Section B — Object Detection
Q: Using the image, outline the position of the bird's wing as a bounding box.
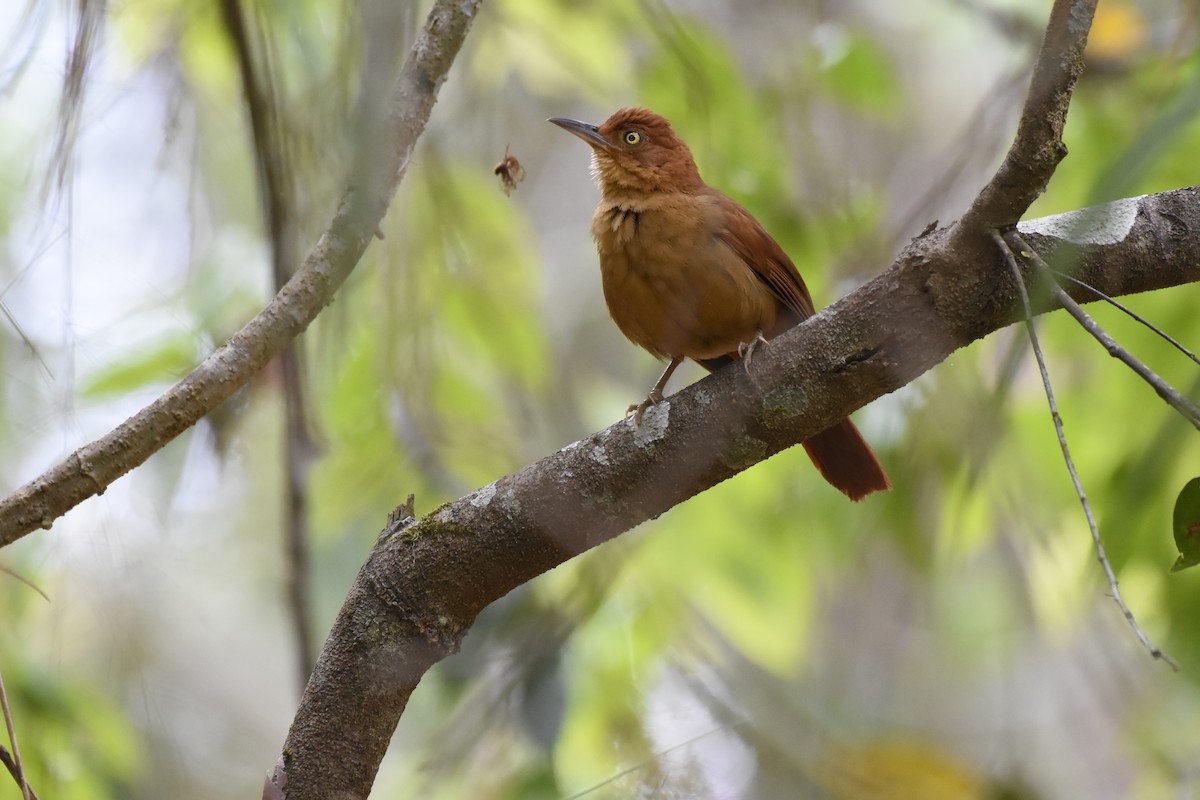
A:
[713,192,816,324]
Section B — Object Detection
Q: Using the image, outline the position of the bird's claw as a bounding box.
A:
[738,330,769,373]
[626,389,665,426]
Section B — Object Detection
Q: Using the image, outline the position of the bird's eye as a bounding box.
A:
[623,130,642,146]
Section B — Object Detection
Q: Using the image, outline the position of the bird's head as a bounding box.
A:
[549,107,704,198]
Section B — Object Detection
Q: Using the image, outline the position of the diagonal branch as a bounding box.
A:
[957,0,1098,235]
[0,0,484,549]
[275,187,1200,800]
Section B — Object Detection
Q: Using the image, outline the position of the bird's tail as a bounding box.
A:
[801,418,891,501]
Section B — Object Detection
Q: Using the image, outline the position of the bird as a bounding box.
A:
[549,107,890,501]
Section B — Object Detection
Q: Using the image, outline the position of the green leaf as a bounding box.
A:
[1170,477,1200,573]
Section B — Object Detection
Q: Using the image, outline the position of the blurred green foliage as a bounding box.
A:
[1,1,1199,798]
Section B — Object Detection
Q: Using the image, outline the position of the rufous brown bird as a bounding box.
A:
[549,107,890,501]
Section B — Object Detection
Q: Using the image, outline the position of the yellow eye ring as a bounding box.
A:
[623,130,641,146]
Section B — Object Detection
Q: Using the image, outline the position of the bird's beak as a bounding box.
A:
[548,117,610,150]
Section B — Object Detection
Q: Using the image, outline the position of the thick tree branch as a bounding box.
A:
[276,187,1200,800]
[0,0,483,548]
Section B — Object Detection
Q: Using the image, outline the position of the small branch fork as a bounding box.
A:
[1052,271,1200,368]
[1007,231,1200,430]
[994,231,1180,670]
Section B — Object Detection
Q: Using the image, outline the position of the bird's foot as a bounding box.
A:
[738,330,769,374]
[626,389,665,426]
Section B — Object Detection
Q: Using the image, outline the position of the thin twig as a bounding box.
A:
[561,723,738,800]
[0,565,49,602]
[0,668,34,800]
[992,230,1179,669]
[1008,231,1200,430]
[1052,270,1200,367]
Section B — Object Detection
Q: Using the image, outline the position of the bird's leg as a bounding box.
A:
[628,357,683,425]
[737,330,769,374]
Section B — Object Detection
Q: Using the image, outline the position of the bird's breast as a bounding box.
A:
[591,196,777,361]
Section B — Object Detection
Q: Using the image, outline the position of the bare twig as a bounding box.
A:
[1008,231,1200,430]
[0,565,49,602]
[1052,270,1200,367]
[992,230,1179,669]
[0,747,38,800]
[0,299,52,380]
[561,723,736,800]
[0,668,34,800]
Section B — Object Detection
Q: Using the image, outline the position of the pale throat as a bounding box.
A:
[589,152,659,209]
